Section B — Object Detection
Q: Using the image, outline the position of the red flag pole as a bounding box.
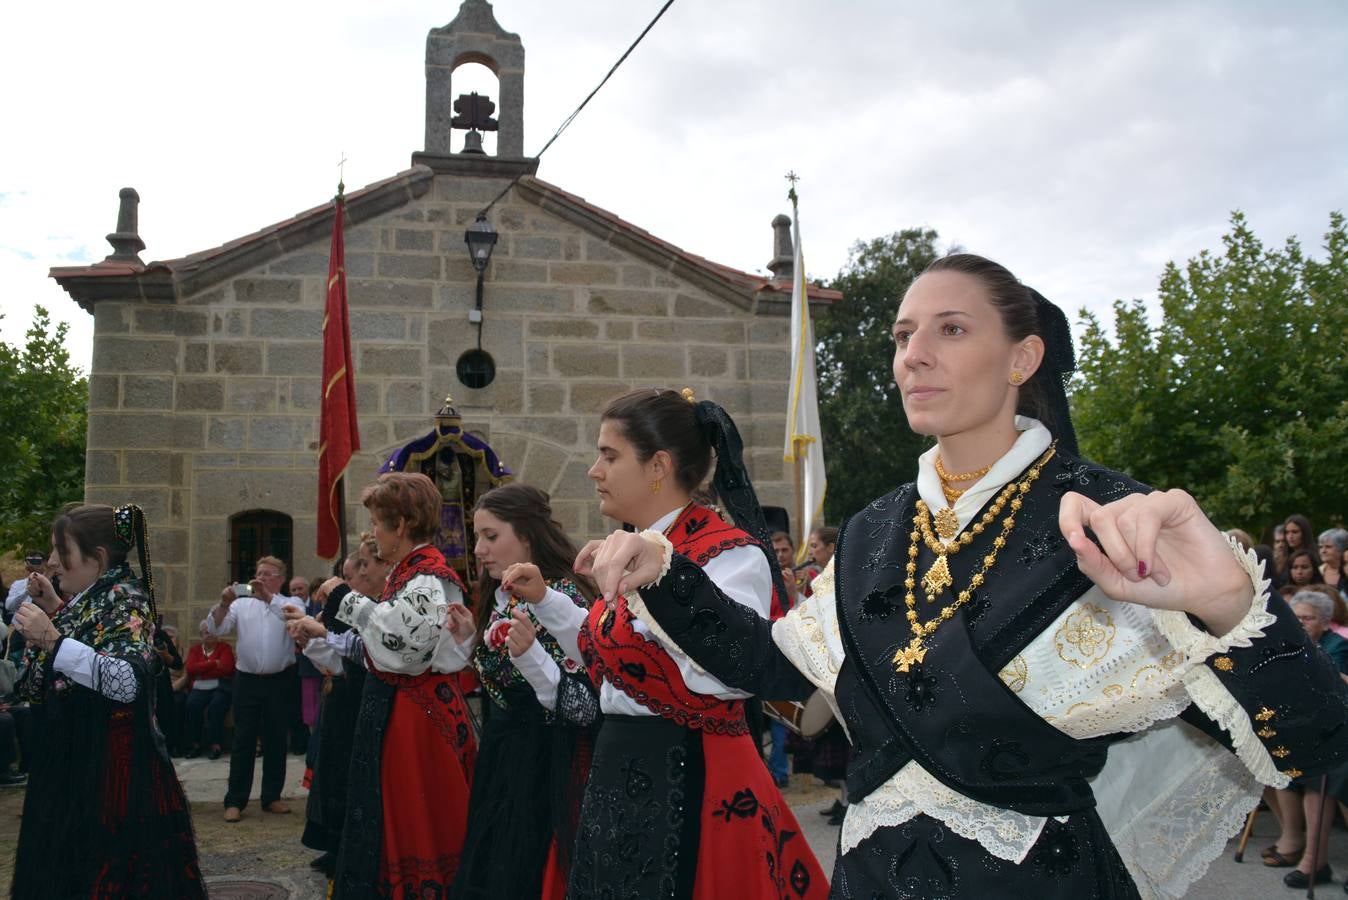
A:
[317,179,360,561]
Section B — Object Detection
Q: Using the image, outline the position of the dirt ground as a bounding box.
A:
[0,761,839,898]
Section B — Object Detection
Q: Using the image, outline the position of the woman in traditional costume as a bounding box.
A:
[527,387,828,900]
[449,483,600,900]
[289,533,390,878]
[10,503,205,899]
[329,472,478,899]
[581,254,1348,899]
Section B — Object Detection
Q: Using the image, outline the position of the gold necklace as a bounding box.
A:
[893,444,1055,673]
[939,482,966,507]
[936,455,992,509]
[934,454,993,483]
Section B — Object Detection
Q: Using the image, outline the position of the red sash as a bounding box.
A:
[577,504,779,736]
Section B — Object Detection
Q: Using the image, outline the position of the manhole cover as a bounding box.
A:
[207,880,290,899]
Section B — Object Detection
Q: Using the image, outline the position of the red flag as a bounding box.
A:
[317,193,360,560]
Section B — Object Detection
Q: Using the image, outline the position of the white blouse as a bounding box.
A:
[530,506,773,717]
[634,419,1282,899]
[336,555,470,676]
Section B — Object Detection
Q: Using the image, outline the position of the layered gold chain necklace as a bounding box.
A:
[892,443,1056,673]
[934,454,992,508]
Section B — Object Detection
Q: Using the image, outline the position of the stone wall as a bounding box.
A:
[83,171,796,631]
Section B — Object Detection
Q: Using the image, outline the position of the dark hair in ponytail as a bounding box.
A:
[601,389,712,492]
[473,483,598,640]
[602,388,789,610]
[921,253,1078,453]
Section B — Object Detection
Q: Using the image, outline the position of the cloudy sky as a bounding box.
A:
[2,0,1345,372]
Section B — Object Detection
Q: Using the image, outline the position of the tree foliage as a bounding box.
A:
[816,229,944,524]
[0,306,88,554]
[1072,211,1348,534]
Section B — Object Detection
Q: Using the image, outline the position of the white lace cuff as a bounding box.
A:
[1151,539,1276,668]
[636,529,674,586]
[1152,539,1286,788]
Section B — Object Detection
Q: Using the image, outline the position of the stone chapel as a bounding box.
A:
[50,0,840,630]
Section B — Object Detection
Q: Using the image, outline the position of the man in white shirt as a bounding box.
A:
[206,555,303,823]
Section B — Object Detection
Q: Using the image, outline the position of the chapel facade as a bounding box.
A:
[51,0,839,630]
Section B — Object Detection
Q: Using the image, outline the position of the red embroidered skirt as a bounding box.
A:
[377,672,477,896]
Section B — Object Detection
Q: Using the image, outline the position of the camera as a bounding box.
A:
[232,583,254,597]
[24,554,44,568]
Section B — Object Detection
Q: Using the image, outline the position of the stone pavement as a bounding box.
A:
[2,755,1347,897]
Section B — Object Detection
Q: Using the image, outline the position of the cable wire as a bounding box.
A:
[477,0,677,217]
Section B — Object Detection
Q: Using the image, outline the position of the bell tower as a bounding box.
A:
[422,0,525,159]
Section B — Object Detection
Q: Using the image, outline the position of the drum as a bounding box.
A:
[762,691,835,738]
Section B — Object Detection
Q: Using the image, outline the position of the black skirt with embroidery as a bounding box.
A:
[11,661,206,899]
[452,686,553,899]
[302,660,365,853]
[567,714,704,900]
[831,812,1139,900]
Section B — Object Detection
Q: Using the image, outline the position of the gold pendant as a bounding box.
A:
[893,642,927,673]
[934,506,959,541]
[921,553,952,598]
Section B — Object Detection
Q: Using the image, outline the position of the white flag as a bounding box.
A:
[784,203,827,565]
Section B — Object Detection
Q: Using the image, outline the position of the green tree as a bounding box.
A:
[0,306,88,554]
[1072,211,1348,534]
[816,229,943,524]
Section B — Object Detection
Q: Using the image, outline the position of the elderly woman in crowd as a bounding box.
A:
[184,618,235,759]
[1262,591,1348,886]
[1319,528,1347,597]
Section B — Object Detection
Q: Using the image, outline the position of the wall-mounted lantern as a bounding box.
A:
[457,213,499,389]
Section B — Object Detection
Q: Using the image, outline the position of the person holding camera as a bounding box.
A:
[4,552,47,620]
[206,554,304,823]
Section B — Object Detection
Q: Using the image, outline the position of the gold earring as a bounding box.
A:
[1010,371,1024,385]
[650,480,662,495]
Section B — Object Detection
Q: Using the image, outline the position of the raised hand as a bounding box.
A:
[445,603,476,643]
[574,530,664,601]
[501,563,546,603]
[505,609,537,658]
[14,603,60,652]
[282,605,307,622]
[26,573,60,616]
[1059,489,1253,636]
[287,615,327,642]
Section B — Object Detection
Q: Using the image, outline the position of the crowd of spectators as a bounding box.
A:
[1224,516,1348,889]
